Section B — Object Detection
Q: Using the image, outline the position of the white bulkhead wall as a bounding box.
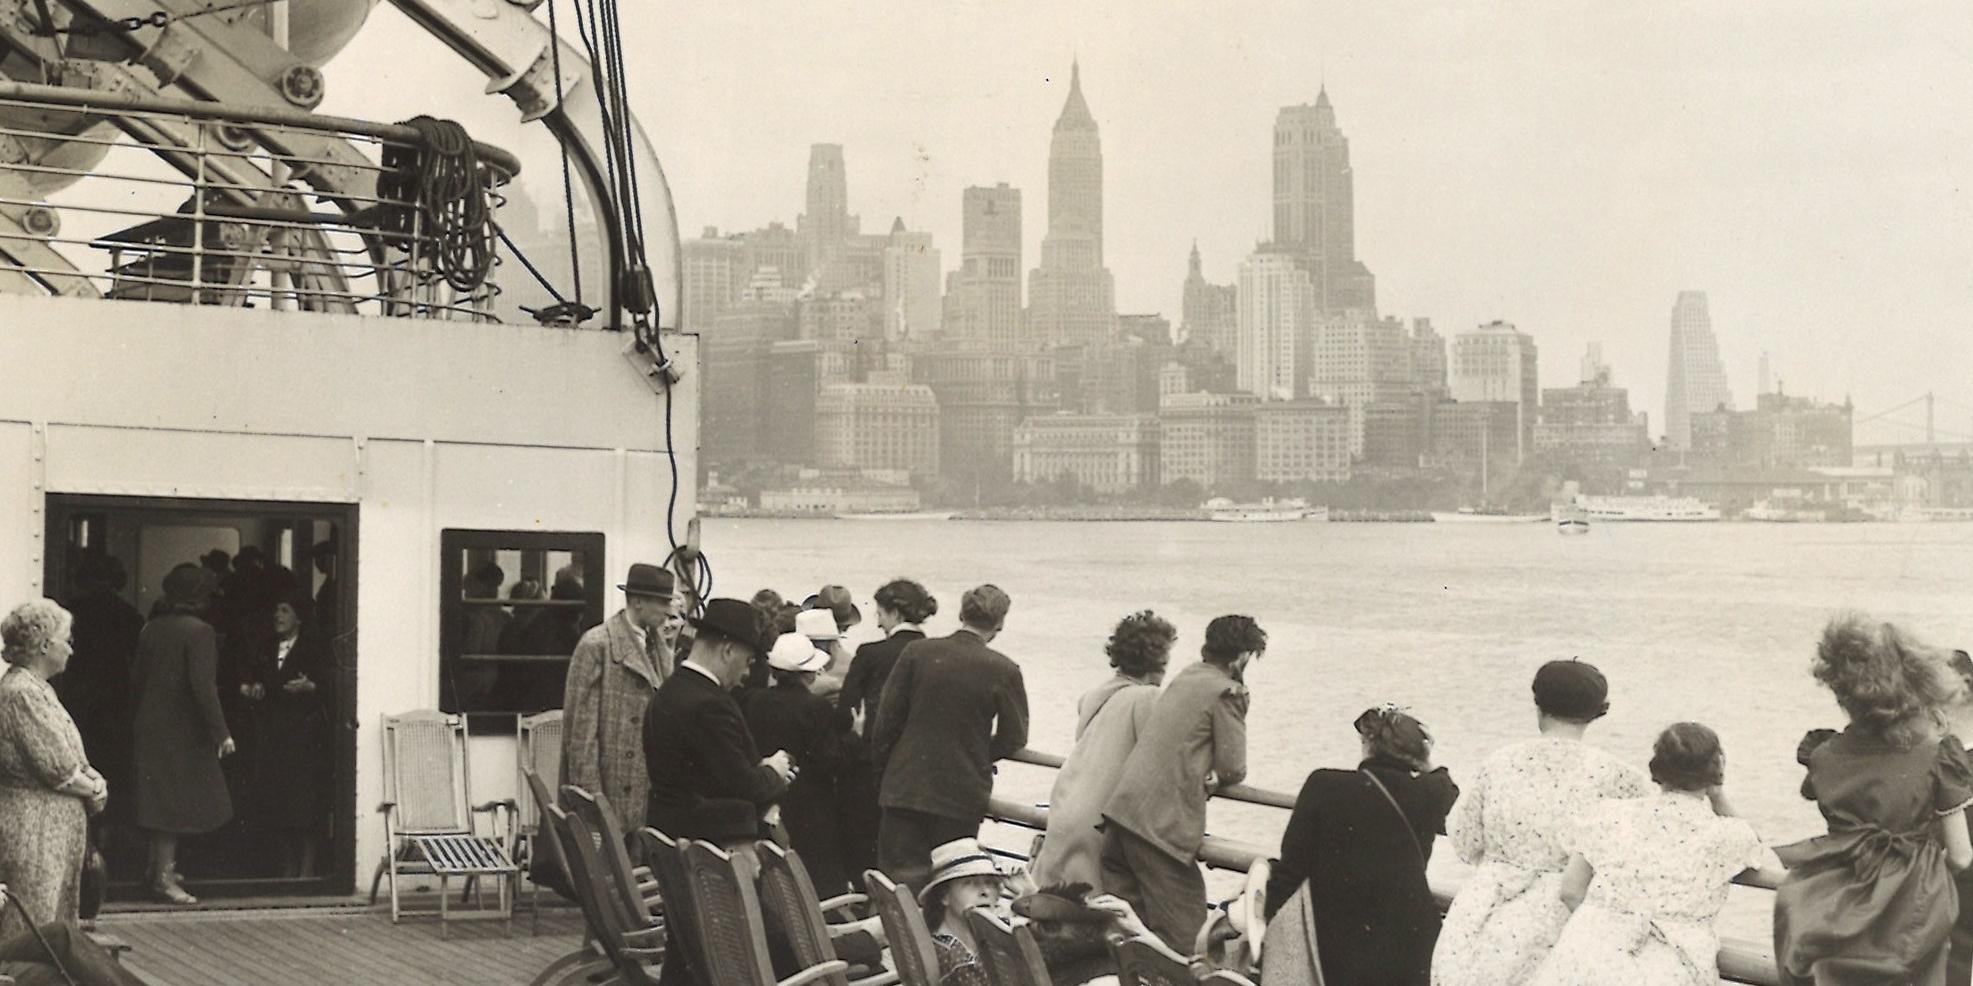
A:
[0,294,699,891]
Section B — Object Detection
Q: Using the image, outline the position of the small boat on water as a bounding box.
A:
[833,510,956,521]
[1553,502,1591,534]
[1204,497,1315,522]
[1575,495,1721,522]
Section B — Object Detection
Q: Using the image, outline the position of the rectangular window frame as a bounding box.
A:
[438,527,605,723]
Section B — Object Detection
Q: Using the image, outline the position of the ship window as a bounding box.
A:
[439,528,605,718]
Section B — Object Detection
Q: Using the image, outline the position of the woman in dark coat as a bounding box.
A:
[835,578,935,887]
[238,597,331,878]
[744,632,853,897]
[131,563,234,904]
[1264,706,1460,986]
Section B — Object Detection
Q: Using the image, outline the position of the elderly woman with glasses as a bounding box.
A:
[0,599,105,938]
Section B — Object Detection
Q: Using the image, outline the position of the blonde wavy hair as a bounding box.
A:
[1,599,73,666]
[1812,614,1960,749]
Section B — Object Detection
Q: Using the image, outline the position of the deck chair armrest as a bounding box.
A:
[778,960,851,986]
[826,916,883,942]
[623,926,666,946]
[818,892,867,914]
[848,970,900,986]
[473,798,517,814]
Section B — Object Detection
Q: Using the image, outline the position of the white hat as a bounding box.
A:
[794,608,840,641]
[767,632,831,673]
[919,838,1004,902]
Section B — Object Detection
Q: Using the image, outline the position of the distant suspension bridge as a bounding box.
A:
[1854,392,1973,447]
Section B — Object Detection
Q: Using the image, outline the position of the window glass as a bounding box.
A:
[440,529,604,716]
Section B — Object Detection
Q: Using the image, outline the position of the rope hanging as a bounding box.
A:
[380,116,494,294]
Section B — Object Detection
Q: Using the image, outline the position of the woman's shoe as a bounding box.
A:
[151,882,198,905]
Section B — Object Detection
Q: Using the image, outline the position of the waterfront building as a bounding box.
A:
[1254,400,1352,483]
[1012,412,1160,493]
[1450,320,1539,463]
[1308,312,1413,455]
[1180,242,1239,357]
[1361,395,1433,469]
[815,381,941,477]
[1663,290,1735,450]
[1690,390,1853,469]
[1534,345,1650,466]
[766,339,860,466]
[798,143,857,274]
[1429,399,1522,473]
[1272,88,1375,313]
[1028,62,1117,351]
[682,226,747,330]
[1236,250,1316,401]
[913,349,1056,484]
[759,474,923,514]
[1159,390,1260,491]
[704,299,798,467]
[944,183,1025,352]
[884,219,942,343]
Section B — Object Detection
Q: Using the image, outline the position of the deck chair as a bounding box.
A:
[861,869,939,986]
[637,829,709,986]
[561,786,664,932]
[517,711,565,932]
[368,710,518,935]
[525,802,617,986]
[1113,934,1197,986]
[680,840,848,986]
[522,768,575,935]
[558,808,665,986]
[966,909,1054,986]
[1198,972,1258,986]
[754,843,896,986]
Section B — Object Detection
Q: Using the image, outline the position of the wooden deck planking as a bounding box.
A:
[99,906,589,986]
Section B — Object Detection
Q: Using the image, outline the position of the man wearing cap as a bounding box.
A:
[643,598,796,849]
[560,563,677,838]
[870,584,1028,893]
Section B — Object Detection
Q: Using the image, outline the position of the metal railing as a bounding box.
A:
[0,80,518,319]
[983,747,1782,986]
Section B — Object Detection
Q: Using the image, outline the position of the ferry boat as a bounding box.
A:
[834,510,956,521]
[0,1,694,902]
[1204,497,1316,522]
[1429,508,1546,524]
[1553,502,1591,534]
[1574,494,1722,522]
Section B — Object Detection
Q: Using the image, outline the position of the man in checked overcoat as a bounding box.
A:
[561,563,675,836]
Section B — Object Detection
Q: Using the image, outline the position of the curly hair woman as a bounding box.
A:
[1030,610,1178,887]
[1774,615,1973,986]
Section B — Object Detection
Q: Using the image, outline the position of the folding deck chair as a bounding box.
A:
[517,710,565,932]
[1112,934,1198,986]
[755,843,895,986]
[861,869,940,986]
[680,840,848,986]
[368,709,518,935]
[966,909,1053,986]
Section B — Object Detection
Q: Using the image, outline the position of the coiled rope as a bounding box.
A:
[380,116,494,294]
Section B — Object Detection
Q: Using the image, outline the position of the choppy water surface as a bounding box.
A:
[707,518,1973,938]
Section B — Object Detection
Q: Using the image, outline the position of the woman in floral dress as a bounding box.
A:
[0,600,106,938]
[1431,659,1649,986]
[1528,722,1776,986]
[1774,616,1973,986]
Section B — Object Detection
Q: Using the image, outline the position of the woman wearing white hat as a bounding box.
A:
[920,838,1009,986]
[743,632,857,896]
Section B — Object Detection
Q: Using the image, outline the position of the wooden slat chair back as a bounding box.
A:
[965,908,1054,986]
[561,786,660,932]
[558,809,663,986]
[525,802,615,986]
[1113,934,1198,986]
[369,710,517,934]
[680,840,848,986]
[861,869,939,986]
[755,843,897,986]
[521,768,572,934]
[638,828,712,986]
[1199,972,1258,986]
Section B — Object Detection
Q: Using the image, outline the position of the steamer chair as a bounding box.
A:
[679,841,847,986]
[557,810,665,986]
[368,710,517,935]
[1112,934,1199,986]
[516,710,565,932]
[754,843,896,986]
[965,909,1053,986]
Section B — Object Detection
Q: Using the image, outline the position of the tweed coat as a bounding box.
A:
[561,610,671,835]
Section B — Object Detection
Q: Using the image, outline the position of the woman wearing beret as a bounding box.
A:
[1263,706,1459,986]
[1431,660,1649,986]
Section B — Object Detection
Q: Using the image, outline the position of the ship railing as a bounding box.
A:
[983,747,1781,986]
[0,80,519,320]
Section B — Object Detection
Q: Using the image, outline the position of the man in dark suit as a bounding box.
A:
[869,584,1029,892]
[643,597,795,849]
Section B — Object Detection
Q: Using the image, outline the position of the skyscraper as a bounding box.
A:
[1663,290,1735,450]
[1236,250,1316,401]
[1180,242,1238,357]
[1450,320,1539,462]
[943,183,1023,351]
[798,143,858,277]
[1027,61,1117,350]
[882,218,942,343]
[1272,88,1375,313]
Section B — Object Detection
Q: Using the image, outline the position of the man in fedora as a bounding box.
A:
[561,562,677,837]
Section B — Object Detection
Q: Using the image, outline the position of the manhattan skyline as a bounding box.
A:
[324,1,1973,441]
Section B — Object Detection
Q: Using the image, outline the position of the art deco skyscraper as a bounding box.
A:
[1028,61,1117,350]
[798,143,857,276]
[1236,250,1316,401]
[1272,88,1375,314]
[1663,290,1735,449]
[1181,242,1238,357]
[942,183,1023,351]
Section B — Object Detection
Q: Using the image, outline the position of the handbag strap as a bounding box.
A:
[1360,767,1428,866]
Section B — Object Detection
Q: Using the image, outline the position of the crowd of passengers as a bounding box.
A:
[2,561,1972,985]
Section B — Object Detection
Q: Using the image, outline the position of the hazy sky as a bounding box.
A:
[329,2,1973,442]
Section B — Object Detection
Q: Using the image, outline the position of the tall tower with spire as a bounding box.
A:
[1180,241,1238,357]
[798,143,857,277]
[1272,87,1375,314]
[1028,60,1118,351]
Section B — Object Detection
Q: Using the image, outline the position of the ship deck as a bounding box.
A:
[97,904,584,986]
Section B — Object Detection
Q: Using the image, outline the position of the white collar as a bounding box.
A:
[680,659,722,687]
[888,622,922,638]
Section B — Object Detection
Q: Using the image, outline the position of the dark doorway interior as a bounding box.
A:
[44,493,358,900]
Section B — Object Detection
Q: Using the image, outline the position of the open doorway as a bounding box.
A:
[44,494,357,899]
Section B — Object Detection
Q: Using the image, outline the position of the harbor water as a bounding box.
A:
[707,517,1973,940]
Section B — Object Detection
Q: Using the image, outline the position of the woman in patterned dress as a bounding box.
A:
[0,599,106,938]
[1430,660,1649,986]
[919,837,1007,986]
[1528,722,1776,986]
